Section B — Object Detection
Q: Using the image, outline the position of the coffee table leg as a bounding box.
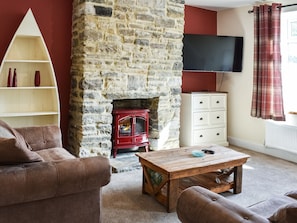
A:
[233,165,243,194]
[141,166,153,195]
[142,170,146,194]
[167,178,179,212]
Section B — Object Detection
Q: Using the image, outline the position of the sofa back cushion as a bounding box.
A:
[285,191,297,200]
[15,125,62,151]
[0,120,44,164]
[248,195,297,219]
[269,203,297,223]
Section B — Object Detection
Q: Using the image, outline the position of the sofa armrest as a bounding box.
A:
[177,186,269,223]
[0,156,111,207]
[15,125,62,151]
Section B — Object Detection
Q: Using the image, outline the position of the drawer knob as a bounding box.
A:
[217,116,220,119]
[200,117,203,120]
[199,101,203,104]
[199,135,203,138]
[216,101,220,104]
[216,133,220,136]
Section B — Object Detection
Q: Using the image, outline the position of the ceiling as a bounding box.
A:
[185,0,261,11]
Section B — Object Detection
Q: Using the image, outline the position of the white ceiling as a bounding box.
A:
[185,0,261,11]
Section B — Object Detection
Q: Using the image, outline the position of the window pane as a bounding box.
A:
[135,117,145,135]
[281,11,297,114]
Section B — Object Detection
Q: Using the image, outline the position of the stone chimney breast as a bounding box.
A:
[69,0,185,158]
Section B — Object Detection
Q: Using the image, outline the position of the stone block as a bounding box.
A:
[94,6,112,17]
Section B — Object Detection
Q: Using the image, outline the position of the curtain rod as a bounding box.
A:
[248,3,297,13]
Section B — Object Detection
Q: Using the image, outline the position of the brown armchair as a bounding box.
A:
[177,186,297,223]
[0,122,111,223]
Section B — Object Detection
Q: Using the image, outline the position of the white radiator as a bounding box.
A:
[265,121,297,153]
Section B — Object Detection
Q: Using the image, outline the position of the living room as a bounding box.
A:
[1,0,297,222]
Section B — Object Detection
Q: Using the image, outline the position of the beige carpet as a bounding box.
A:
[102,146,297,223]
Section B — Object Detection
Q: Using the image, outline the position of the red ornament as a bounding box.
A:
[34,70,40,87]
[12,68,17,87]
[7,68,12,87]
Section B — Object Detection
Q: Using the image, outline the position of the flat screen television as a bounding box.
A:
[183,34,244,72]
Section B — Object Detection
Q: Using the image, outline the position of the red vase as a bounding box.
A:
[34,70,40,87]
[12,68,17,87]
[7,68,12,87]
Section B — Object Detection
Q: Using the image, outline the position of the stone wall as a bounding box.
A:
[69,0,185,157]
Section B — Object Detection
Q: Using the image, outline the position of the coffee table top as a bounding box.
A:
[136,146,250,178]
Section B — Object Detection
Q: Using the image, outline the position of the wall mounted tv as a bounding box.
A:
[183,34,244,72]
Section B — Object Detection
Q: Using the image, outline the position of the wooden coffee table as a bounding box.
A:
[136,146,250,212]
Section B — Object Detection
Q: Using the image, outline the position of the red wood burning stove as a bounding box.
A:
[112,108,149,158]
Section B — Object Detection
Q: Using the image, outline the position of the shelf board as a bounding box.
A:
[0,86,56,90]
[0,112,59,117]
[4,60,50,63]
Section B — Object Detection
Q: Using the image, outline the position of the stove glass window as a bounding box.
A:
[119,116,132,136]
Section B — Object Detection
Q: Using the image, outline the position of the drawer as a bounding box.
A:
[209,111,226,125]
[193,112,209,126]
[210,95,226,109]
[193,128,226,144]
[192,95,210,110]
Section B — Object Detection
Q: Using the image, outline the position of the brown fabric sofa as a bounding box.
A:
[177,186,297,223]
[0,122,111,223]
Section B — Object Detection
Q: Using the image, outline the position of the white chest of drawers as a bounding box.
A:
[180,92,228,147]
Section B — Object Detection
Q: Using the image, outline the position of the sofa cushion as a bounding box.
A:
[285,190,297,200]
[268,203,297,223]
[248,196,297,219]
[0,120,44,164]
[36,148,76,162]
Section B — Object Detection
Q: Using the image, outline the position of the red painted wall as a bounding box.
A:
[0,1,72,147]
[0,3,217,146]
[183,6,217,92]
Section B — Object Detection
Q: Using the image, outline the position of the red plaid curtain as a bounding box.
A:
[251,3,285,121]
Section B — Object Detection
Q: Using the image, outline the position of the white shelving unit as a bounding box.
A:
[180,92,228,147]
[0,9,60,127]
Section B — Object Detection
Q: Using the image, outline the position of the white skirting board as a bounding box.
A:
[228,136,297,164]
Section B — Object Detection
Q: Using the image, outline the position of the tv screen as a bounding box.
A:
[183,34,243,72]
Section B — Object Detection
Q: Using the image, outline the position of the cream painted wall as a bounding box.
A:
[217,1,297,162]
[217,6,265,147]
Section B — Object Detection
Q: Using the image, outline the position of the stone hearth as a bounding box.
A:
[68,0,185,157]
